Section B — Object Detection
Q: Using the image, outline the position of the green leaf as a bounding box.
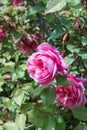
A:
[3,52,11,60]
[72,107,87,121]
[0,125,3,130]
[56,75,70,87]
[4,122,18,130]
[0,75,5,87]
[3,98,12,108]
[11,73,18,82]
[46,13,55,23]
[0,87,3,92]
[13,89,25,106]
[0,58,6,65]
[22,83,34,94]
[28,109,48,128]
[69,0,80,6]
[0,0,8,4]
[70,4,82,16]
[55,115,66,130]
[28,1,45,15]
[15,114,26,130]
[68,0,82,16]
[65,54,75,66]
[17,64,26,71]
[66,44,80,53]
[1,66,14,73]
[5,62,15,67]
[33,86,45,98]
[81,36,87,46]
[74,124,87,130]
[40,86,56,105]
[48,30,63,40]
[12,31,22,41]
[45,0,67,14]
[79,51,87,60]
[44,117,55,130]
[21,103,33,113]
[16,71,25,79]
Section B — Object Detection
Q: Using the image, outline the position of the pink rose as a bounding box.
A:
[26,43,67,86]
[0,27,6,43]
[55,74,87,109]
[13,0,23,6]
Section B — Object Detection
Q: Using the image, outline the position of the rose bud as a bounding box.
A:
[0,27,6,43]
[32,98,38,103]
[62,32,70,42]
[75,21,81,29]
[3,108,9,113]
[13,0,23,6]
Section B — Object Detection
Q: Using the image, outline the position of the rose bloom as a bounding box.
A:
[13,0,23,6]
[26,43,67,86]
[55,74,87,109]
[0,27,6,43]
[17,33,43,56]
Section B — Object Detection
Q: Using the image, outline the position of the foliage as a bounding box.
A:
[0,0,87,129]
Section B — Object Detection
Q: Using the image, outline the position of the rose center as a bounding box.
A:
[36,59,43,68]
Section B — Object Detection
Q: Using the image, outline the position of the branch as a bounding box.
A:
[30,0,54,45]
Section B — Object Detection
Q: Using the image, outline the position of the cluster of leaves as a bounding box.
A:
[0,0,87,130]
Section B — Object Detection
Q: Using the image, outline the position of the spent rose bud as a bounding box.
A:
[55,74,87,109]
[26,43,67,86]
[0,27,6,43]
[16,33,43,56]
[62,32,70,42]
[13,0,23,6]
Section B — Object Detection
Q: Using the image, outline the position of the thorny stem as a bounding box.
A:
[62,43,65,57]
[30,0,54,45]
[68,53,87,72]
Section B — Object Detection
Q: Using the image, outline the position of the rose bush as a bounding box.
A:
[0,0,87,129]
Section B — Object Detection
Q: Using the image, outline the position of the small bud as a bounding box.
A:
[13,0,23,6]
[11,24,17,30]
[75,21,81,29]
[3,108,9,113]
[32,98,38,104]
[7,72,11,76]
[4,78,11,81]
[62,33,70,42]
